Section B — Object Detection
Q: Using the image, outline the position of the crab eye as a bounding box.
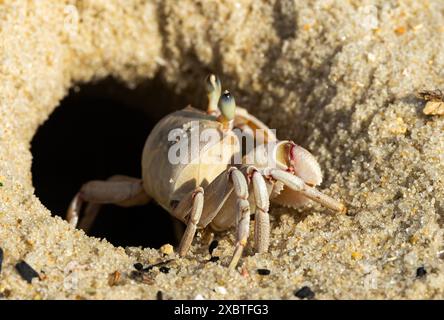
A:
[205,74,221,95]
[205,74,222,114]
[218,90,236,121]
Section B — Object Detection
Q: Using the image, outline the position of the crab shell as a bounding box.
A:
[141,106,240,216]
[142,104,324,229]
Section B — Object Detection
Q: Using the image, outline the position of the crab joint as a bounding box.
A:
[218,90,236,129]
[205,74,221,114]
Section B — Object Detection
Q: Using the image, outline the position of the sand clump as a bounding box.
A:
[0,0,443,299]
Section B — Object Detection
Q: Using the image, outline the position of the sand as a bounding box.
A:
[0,0,443,299]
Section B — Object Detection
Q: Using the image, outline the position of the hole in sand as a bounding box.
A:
[31,77,189,248]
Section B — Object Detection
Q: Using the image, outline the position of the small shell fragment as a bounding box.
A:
[351,251,363,260]
[215,286,227,295]
[108,271,121,286]
[241,266,250,278]
[423,101,444,115]
[417,89,444,115]
[160,244,174,255]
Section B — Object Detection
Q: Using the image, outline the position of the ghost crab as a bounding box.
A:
[66,75,346,269]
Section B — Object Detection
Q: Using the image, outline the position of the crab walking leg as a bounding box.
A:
[82,175,151,231]
[228,167,251,269]
[269,169,346,213]
[67,193,82,227]
[250,169,271,253]
[66,175,150,229]
[79,203,101,232]
[177,187,205,257]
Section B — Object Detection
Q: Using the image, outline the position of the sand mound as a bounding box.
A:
[0,1,443,299]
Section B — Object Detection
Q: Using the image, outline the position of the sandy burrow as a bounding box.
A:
[0,0,443,300]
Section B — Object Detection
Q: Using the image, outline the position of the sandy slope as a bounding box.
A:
[0,0,443,299]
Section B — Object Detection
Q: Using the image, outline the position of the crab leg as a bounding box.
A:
[268,169,346,213]
[228,167,251,269]
[250,168,271,253]
[67,193,82,227]
[79,203,101,232]
[176,187,204,257]
[66,175,150,230]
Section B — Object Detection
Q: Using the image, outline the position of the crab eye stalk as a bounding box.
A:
[218,90,236,123]
[205,74,221,114]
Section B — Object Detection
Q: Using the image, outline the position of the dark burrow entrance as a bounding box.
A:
[31,77,190,248]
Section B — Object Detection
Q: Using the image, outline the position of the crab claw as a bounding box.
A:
[275,141,322,186]
[271,141,324,209]
[287,142,323,186]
